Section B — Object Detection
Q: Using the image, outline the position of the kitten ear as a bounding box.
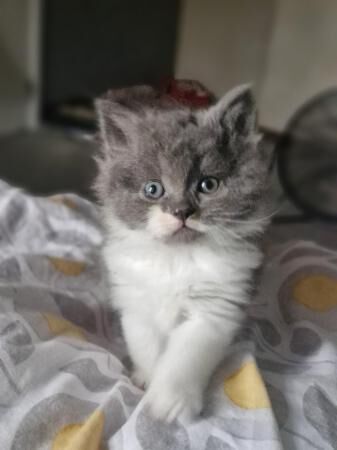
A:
[204,84,258,142]
[95,98,129,152]
[95,85,157,154]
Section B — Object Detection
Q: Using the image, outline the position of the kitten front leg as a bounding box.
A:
[121,314,163,388]
[143,317,239,422]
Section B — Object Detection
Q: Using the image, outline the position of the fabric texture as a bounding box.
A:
[0,181,336,449]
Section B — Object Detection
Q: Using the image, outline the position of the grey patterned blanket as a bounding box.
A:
[0,180,336,450]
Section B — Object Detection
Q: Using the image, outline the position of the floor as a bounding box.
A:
[0,126,97,199]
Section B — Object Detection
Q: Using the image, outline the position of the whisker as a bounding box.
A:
[223,207,282,225]
[210,224,255,248]
[219,208,252,218]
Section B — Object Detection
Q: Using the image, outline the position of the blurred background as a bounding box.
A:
[0,0,336,231]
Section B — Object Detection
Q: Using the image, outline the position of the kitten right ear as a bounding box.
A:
[95,85,158,154]
[95,97,130,153]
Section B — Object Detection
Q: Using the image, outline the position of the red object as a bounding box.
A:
[160,78,214,108]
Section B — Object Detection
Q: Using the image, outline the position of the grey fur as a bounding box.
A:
[94,84,271,234]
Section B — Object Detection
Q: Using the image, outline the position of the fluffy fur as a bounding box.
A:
[94,84,271,422]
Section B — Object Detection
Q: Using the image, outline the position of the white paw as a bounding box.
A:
[144,380,203,423]
[131,369,147,390]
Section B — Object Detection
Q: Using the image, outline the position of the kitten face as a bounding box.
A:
[94,85,270,242]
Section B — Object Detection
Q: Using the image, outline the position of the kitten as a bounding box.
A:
[94,84,271,422]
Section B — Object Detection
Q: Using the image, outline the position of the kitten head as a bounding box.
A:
[94,84,271,244]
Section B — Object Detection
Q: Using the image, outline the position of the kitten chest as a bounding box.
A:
[105,242,229,333]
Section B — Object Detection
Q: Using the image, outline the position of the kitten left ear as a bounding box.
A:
[204,84,257,140]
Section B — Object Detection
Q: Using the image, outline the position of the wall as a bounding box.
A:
[176,0,337,131]
[2,1,337,133]
[0,0,40,133]
[259,0,337,130]
[175,0,276,100]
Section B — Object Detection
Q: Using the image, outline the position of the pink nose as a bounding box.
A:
[172,208,195,221]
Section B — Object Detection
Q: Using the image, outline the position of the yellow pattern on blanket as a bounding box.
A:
[43,313,87,341]
[52,409,105,450]
[49,257,86,276]
[224,361,271,409]
[293,274,337,312]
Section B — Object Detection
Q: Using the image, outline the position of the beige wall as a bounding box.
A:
[175,0,276,101]
[259,0,337,130]
[0,0,40,133]
[176,0,337,131]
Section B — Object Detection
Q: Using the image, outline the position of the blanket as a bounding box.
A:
[0,181,336,450]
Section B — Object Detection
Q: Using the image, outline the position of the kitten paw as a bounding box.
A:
[131,369,147,390]
[144,381,202,423]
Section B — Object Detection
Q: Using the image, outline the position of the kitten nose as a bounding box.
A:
[173,207,195,221]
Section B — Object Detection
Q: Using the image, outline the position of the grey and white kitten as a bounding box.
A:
[94,84,270,422]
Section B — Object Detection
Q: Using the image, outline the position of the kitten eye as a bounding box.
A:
[144,180,165,199]
[198,176,219,194]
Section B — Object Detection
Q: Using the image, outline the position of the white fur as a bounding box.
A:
[147,206,183,239]
[103,210,263,422]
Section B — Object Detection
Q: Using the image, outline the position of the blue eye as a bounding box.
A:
[198,176,219,194]
[144,180,165,199]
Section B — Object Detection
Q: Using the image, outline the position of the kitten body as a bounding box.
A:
[94,84,271,422]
